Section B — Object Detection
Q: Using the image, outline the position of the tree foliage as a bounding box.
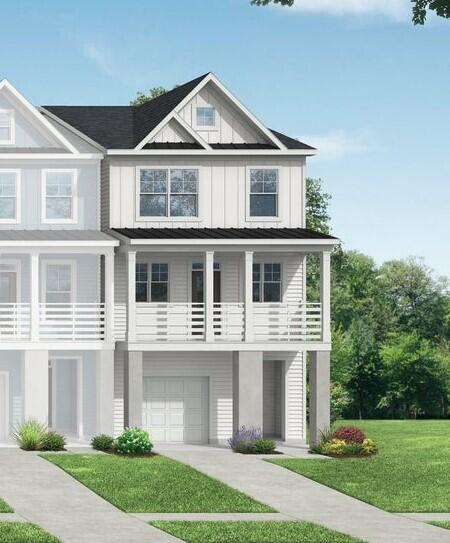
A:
[251,0,450,24]
[130,86,169,106]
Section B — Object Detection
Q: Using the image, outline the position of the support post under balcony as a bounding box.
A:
[30,252,39,342]
[127,251,136,342]
[104,250,115,343]
[244,251,254,342]
[204,250,214,342]
[320,251,331,343]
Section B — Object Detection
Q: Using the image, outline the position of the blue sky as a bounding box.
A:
[2,0,449,278]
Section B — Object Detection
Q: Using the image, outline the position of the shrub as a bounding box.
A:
[114,427,153,455]
[362,438,378,455]
[228,426,262,451]
[91,434,114,452]
[41,432,66,451]
[235,441,257,454]
[309,427,333,455]
[254,438,276,454]
[330,383,351,424]
[332,426,366,444]
[13,419,47,450]
[323,438,347,456]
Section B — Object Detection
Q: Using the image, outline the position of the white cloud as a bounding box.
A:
[290,0,408,21]
[83,42,115,77]
[300,130,369,160]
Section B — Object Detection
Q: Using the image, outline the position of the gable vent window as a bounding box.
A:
[138,168,198,218]
[249,169,278,217]
[0,110,14,145]
[196,107,215,128]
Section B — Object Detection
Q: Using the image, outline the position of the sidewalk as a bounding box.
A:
[156,444,450,543]
[0,449,180,543]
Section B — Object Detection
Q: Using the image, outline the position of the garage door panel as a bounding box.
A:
[143,377,207,443]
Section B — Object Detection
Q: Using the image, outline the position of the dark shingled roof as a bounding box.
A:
[112,227,336,241]
[44,73,315,151]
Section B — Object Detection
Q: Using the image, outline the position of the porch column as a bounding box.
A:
[96,350,114,435]
[244,251,254,342]
[127,251,136,342]
[30,252,40,342]
[233,351,263,431]
[104,250,115,344]
[204,250,214,342]
[124,351,143,428]
[23,350,48,424]
[309,351,330,445]
[320,251,331,343]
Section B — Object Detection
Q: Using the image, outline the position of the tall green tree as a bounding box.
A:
[130,86,168,106]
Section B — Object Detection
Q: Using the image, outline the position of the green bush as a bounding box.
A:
[235,441,257,454]
[41,432,66,451]
[362,438,378,455]
[330,382,351,424]
[322,438,347,456]
[91,434,114,451]
[114,427,153,455]
[254,438,276,454]
[13,419,47,450]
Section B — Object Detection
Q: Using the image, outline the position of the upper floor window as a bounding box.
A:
[135,262,169,302]
[196,107,215,128]
[249,169,278,218]
[0,110,14,145]
[253,263,282,302]
[0,170,20,223]
[138,168,198,218]
[42,169,77,224]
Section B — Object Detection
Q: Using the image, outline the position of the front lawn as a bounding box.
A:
[0,523,60,542]
[0,498,13,513]
[269,420,450,512]
[429,521,450,531]
[151,521,364,543]
[43,453,272,513]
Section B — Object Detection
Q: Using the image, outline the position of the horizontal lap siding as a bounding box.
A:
[143,352,233,442]
[114,254,127,340]
[113,351,125,436]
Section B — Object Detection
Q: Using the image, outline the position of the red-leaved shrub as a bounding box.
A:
[332,426,366,444]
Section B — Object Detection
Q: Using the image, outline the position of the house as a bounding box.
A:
[0,73,337,446]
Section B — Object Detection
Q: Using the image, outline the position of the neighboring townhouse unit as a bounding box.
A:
[0,73,337,446]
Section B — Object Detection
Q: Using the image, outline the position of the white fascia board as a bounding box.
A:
[119,341,331,352]
[40,107,106,153]
[0,240,119,250]
[0,79,79,154]
[172,113,212,149]
[126,238,337,246]
[107,149,317,156]
[0,342,115,351]
[0,153,103,160]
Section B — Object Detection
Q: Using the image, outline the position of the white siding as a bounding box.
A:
[114,351,125,436]
[150,119,195,144]
[114,253,127,341]
[108,156,305,229]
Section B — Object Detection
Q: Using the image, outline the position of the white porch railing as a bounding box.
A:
[0,303,31,340]
[39,303,106,341]
[253,303,322,342]
[136,303,205,342]
[213,303,245,341]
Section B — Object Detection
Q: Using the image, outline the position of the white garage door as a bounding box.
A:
[143,377,208,443]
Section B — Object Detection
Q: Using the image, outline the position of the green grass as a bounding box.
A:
[0,523,60,542]
[269,420,450,512]
[42,453,273,513]
[151,521,364,543]
[0,498,13,513]
[429,521,450,530]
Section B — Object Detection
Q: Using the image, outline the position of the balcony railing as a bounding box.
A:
[0,303,31,340]
[253,303,322,342]
[136,303,205,342]
[213,303,245,341]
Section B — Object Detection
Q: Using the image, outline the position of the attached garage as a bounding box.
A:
[143,377,209,443]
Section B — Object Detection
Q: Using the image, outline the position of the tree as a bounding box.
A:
[130,86,168,106]
[305,177,330,234]
[251,0,450,24]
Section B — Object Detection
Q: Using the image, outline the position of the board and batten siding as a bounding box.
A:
[107,157,305,229]
[150,119,195,144]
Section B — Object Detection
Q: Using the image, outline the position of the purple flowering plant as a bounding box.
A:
[228,426,262,451]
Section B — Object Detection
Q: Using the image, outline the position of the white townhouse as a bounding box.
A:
[0,73,337,446]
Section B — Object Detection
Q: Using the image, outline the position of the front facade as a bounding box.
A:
[0,73,336,445]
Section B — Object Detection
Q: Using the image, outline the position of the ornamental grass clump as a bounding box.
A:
[91,434,115,452]
[13,419,47,451]
[228,426,276,454]
[114,427,153,455]
[41,431,66,451]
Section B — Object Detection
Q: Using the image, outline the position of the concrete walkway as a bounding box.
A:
[156,444,450,543]
[0,449,180,543]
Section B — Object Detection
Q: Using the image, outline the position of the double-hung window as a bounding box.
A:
[138,168,198,218]
[0,170,20,223]
[196,107,215,128]
[135,263,169,302]
[249,169,278,217]
[45,263,73,304]
[253,263,282,303]
[42,170,77,223]
[0,110,14,145]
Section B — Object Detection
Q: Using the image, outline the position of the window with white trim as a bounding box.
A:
[253,263,282,302]
[135,263,169,302]
[249,169,278,217]
[138,168,198,218]
[0,170,19,222]
[196,107,215,128]
[45,264,73,304]
[0,110,14,144]
[42,170,77,223]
